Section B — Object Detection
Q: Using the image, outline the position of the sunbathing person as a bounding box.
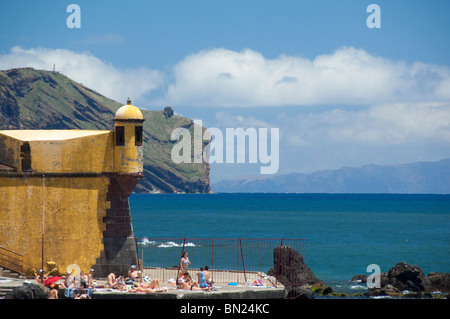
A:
[87,269,104,288]
[129,279,168,293]
[106,272,121,289]
[129,285,168,293]
[139,278,162,289]
[179,272,212,291]
[126,265,143,284]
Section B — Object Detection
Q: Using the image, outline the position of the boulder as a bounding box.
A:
[427,272,450,293]
[311,281,334,295]
[268,245,323,299]
[289,285,315,299]
[356,262,449,297]
[268,245,322,286]
[6,283,49,299]
[163,106,174,118]
[350,274,367,283]
[387,262,431,292]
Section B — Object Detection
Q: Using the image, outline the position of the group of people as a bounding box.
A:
[34,252,214,298]
[35,268,97,299]
[178,252,214,291]
[106,265,168,293]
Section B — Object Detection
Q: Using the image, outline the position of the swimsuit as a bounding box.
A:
[182,258,189,271]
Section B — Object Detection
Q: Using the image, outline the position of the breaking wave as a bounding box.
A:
[139,238,197,248]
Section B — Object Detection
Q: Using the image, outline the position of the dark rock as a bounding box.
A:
[322,286,334,295]
[289,285,315,299]
[268,245,322,286]
[427,272,450,293]
[6,283,49,299]
[163,106,174,119]
[387,262,431,292]
[358,262,447,297]
[268,245,322,299]
[311,282,333,295]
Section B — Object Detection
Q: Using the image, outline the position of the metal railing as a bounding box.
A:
[135,238,306,286]
[0,246,24,275]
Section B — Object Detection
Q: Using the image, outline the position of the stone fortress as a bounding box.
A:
[0,98,144,277]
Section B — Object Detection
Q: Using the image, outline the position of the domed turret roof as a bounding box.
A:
[114,98,144,121]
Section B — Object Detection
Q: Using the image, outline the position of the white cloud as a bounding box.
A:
[279,102,450,147]
[3,46,449,109]
[0,46,165,104]
[165,47,450,107]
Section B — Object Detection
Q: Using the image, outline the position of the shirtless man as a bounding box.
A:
[106,272,117,288]
[203,266,211,284]
[127,265,142,283]
[87,268,104,288]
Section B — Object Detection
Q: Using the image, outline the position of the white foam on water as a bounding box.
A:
[157,241,197,248]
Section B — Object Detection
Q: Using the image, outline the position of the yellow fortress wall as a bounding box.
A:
[0,99,145,277]
[0,176,109,274]
[0,130,115,173]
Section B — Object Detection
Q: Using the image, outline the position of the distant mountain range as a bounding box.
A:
[0,67,211,193]
[212,159,450,194]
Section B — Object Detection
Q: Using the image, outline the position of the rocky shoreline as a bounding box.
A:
[269,246,449,299]
[349,262,450,299]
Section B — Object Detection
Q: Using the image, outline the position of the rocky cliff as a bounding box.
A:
[0,67,211,193]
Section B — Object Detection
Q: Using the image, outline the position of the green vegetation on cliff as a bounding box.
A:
[0,67,211,193]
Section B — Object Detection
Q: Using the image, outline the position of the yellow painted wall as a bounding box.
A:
[32,134,115,173]
[0,176,109,274]
[0,130,115,173]
[114,123,144,174]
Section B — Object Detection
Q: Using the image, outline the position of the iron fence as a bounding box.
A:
[135,238,307,286]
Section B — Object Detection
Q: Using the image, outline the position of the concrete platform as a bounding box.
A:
[1,274,287,299]
[93,283,286,299]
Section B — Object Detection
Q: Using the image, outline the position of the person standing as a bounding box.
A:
[180,252,190,273]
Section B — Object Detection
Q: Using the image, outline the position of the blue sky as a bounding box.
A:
[1,1,450,183]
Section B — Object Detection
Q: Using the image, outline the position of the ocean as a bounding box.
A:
[129,193,450,294]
